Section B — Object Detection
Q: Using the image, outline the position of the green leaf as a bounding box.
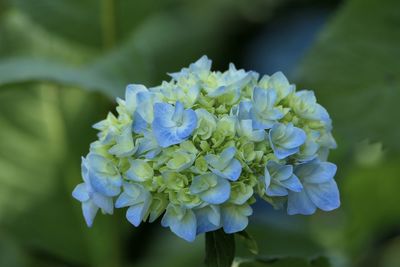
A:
[205,229,236,267]
[236,230,259,255]
[342,158,400,255]
[0,58,123,97]
[9,0,188,48]
[296,0,400,152]
[237,256,331,267]
[0,84,125,267]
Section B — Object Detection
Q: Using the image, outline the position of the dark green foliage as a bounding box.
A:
[205,229,235,267]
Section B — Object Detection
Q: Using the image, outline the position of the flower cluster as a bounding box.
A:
[72,56,340,242]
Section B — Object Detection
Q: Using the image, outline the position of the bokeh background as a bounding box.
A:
[0,0,399,266]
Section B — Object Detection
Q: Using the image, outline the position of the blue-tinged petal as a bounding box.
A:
[199,177,231,204]
[108,125,137,157]
[152,102,197,148]
[72,183,89,202]
[204,154,220,169]
[212,159,242,181]
[172,101,184,122]
[280,127,307,149]
[89,170,122,197]
[296,161,337,184]
[161,205,197,242]
[287,190,316,215]
[132,111,148,134]
[281,175,303,192]
[176,109,197,139]
[220,147,236,162]
[125,84,147,115]
[82,201,99,227]
[194,205,221,234]
[268,71,294,100]
[221,204,252,234]
[92,193,113,214]
[136,132,161,158]
[252,130,266,142]
[115,183,149,208]
[306,179,340,211]
[86,153,110,173]
[266,185,288,196]
[189,174,213,194]
[230,183,254,205]
[253,87,277,112]
[237,101,252,120]
[265,161,302,197]
[115,192,136,208]
[81,157,90,184]
[272,146,299,159]
[125,159,154,182]
[126,199,152,227]
[153,102,175,127]
[266,161,292,181]
[269,123,306,159]
[153,126,182,148]
[136,91,161,123]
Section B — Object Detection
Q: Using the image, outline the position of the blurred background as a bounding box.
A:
[0,0,399,266]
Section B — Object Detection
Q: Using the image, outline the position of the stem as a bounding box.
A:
[205,229,235,267]
[101,0,116,49]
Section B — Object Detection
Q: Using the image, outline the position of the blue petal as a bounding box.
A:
[200,177,231,204]
[82,201,99,227]
[266,185,288,196]
[132,112,148,134]
[89,170,122,197]
[92,193,113,214]
[272,146,299,159]
[152,124,183,148]
[195,205,221,234]
[212,159,242,181]
[153,102,175,127]
[266,161,292,181]
[238,101,252,120]
[81,157,90,184]
[115,192,136,208]
[126,202,151,227]
[281,175,303,192]
[72,183,89,202]
[287,190,316,215]
[176,109,197,139]
[152,103,197,148]
[306,179,340,211]
[125,84,147,115]
[281,126,306,149]
[136,91,160,123]
[221,204,252,234]
[296,161,337,184]
[172,101,184,122]
[219,147,236,167]
[204,154,220,169]
[161,205,197,242]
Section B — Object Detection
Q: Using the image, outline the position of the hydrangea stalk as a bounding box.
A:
[73,56,339,244]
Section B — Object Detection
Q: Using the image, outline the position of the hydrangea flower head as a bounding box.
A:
[73,56,340,242]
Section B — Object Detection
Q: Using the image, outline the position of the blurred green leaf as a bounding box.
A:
[236,230,259,255]
[0,84,125,267]
[205,229,235,267]
[296,0,400,152]
[343,158,400,256]
[237,256,331,267]
[9,0,186,48]
[0,58,123,97]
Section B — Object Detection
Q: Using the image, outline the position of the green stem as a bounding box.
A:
[205,229,236,267]
[101,0,116,49]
